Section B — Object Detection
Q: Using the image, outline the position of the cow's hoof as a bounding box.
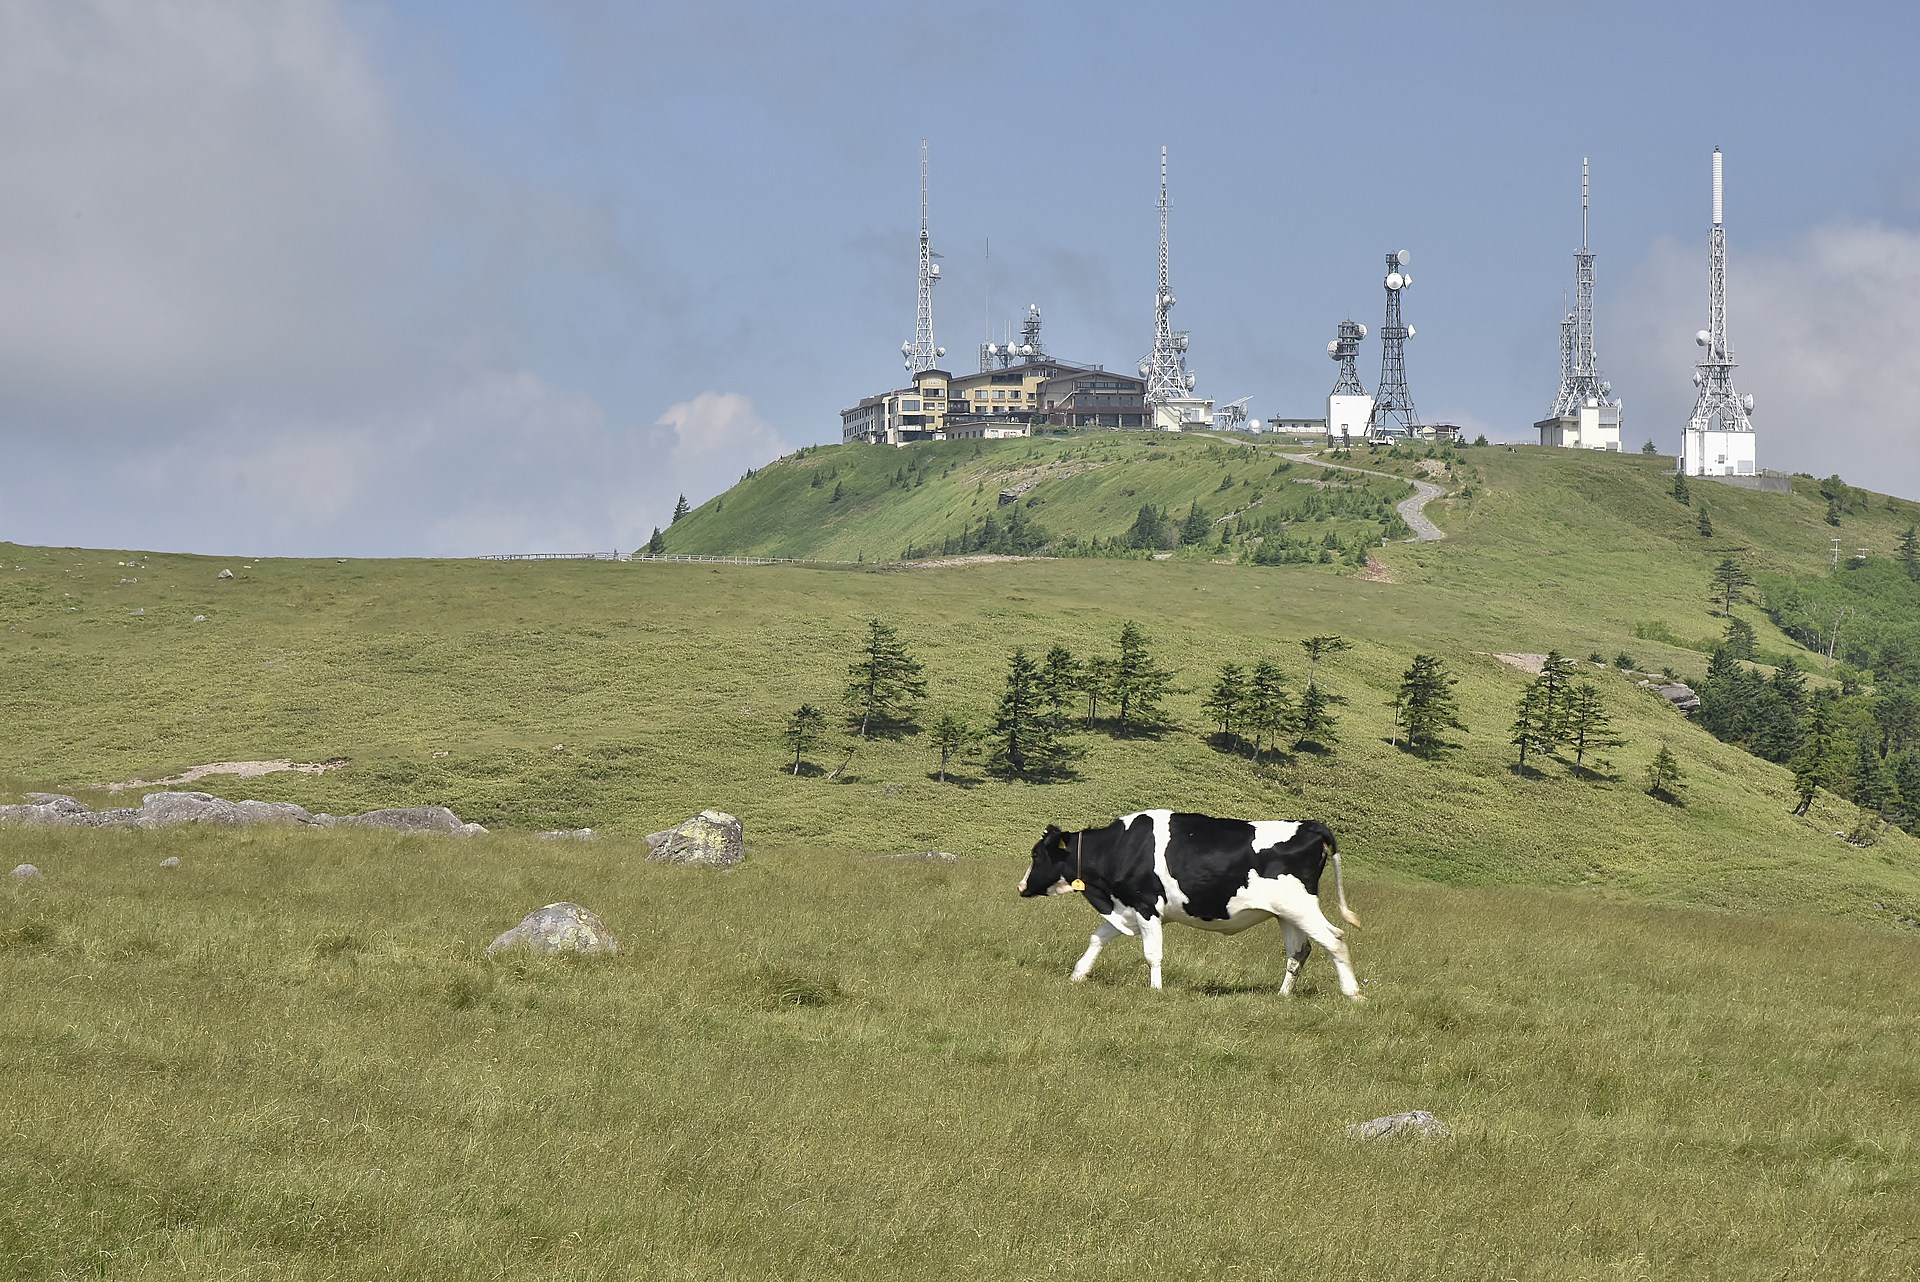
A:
[1346,993,1368,1004]
[1068,973,1089,984]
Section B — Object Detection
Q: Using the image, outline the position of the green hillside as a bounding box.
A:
[6,438,1920,1278]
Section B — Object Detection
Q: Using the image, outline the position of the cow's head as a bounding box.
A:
[1018,824,1075,897]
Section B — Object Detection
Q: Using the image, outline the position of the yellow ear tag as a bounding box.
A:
[1070,878,1086,891]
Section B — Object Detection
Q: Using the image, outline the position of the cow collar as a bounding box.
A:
[1071,832,1086,892]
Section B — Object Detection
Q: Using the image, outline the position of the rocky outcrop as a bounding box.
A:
[485,902,618,957]
[0,792,487,835]
[646,810,744,869]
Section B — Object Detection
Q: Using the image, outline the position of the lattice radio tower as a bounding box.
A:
[1140,146,1196,405]
[901,139,945,374]
[1367,250,1419,436]
[1549,159,1618,420]
[1328,320,1368,395]
[1685,148,1753,439]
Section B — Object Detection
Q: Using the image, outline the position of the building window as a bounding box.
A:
[902,399,920,411]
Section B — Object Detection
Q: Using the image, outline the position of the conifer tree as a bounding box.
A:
[1037,646,1083,727]
[1110,621,1174,732]
[1202,662,1248,742]
[1246,660,1292,760]
[672,493,690,523]
[989,649,1069,780]
[1697,502,1713,537]
[930,712,977,783]
[1671,472,1691,506]
[844,619,927,738]
[1293,678,1345,751]
[646,527,667,555]
[1179,501,1211,546]
[1900,524,1920,582]
[1711,555,1753,615]
[1722,616,1757,661]
[1510,685,1550,772]
[1791,690,1849,816]
[783,704,825,775]
[1535,651,1579,750]
[1565,682,1622,771]
[1394,653,1464,752]
[1079,655,1114,727]
[1647,743,1685,801]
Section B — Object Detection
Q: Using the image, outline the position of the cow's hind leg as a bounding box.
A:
[1259,878,1362,1001]
[1070,920,1123,983]
[1278,920,1312,997]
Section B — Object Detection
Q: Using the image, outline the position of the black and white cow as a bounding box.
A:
[1018,810,1363,999]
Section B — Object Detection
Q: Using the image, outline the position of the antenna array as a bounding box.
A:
[1368,250,1420,436]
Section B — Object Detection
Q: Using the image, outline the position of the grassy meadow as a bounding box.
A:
[3,437,1919,1277]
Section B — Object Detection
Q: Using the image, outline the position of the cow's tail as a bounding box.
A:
[1326,833,1360,929]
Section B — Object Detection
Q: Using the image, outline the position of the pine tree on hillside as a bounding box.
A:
[1202,662,1248,742]
[1791,689,1850,816]
[1535,651,1579,750]
[1110,621,1173,732]
[1565,682,1622,771]
[1510,685,1550,772]
[1722,616,1757,660]
[988,649,1070,780]
[1647,743,1685,801]
[1179,501,1211,546]
[1899,524,1920,582]
[930,712,977,783]
[1697,503,1714,537]
[646,527,667,554]
[1037,646,1083,729]
[783,704,826,776]
[1300,635,1352,681]
[672,494,690,523]
[1293,678,1345,751]
[1711,555,1754,615]
[844,618,927,738]
[1246,660,1292,761]
[1394,653,1464,753]
[1671,472,1691,506]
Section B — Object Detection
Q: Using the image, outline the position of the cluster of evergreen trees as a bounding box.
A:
[1199,636,1352,759]
[1508,652,1624,777]
[780,619,1180,783]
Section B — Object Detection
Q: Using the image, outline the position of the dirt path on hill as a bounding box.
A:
[1276,452,1448,543]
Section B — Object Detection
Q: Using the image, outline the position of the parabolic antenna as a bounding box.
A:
[1396,249,1411,265]
[1176,333,1190,350]
[1358,323,1367,338]
[1400,274,1412,289]
[1406,325,1416,338]
[1386,272,1403,290]
[936,346,945,357]
[1743,394,1755,412]
[1138,362,1149,376]
[1695,330,1710,346]
[1327,340,1340,355]
[1248,419,1262,431]
[1185,373,1197,390]
[929,263,940,277]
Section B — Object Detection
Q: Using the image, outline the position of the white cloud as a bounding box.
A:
[1612,221,1920,501]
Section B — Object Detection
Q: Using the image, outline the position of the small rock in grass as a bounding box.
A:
[130,608,144,616]
[536,828,596,841]
[160,856,181,869]
[10,863,42,880]
[217,569,233,580]
[1346,1110,1451,1141]
[457,822,489,836]
[890,850,958,862]
[485,902,617,958]
[193,615,206,623]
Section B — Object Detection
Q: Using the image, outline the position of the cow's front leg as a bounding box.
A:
[1139,915,1165,990]
[1070,920,1123,983]
[1278,921,1312,997]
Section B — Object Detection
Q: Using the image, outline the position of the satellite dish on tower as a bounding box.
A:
[1328,340,1340,356]
[1743,393,1755,412]
[1396,250,1411,265]
[1695,330,1710,346]
[936,346,945,357]
[1407,325,1416,338]
[1358,324,1367,338]
[929,263,940,278]
[1386,272,1404,290]
[1400,274,1412,289]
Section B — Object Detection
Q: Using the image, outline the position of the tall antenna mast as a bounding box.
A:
[1368,249,1420,436]
[1681,147,1755,474]
[902,139,944,374]
[1141,146,1197,413]
[1328,320,1368,395]
[1548,158,1618,421]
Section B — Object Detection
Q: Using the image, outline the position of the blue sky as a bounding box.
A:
[3,0,1918,555]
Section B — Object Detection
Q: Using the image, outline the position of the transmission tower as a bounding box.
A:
[1140,147,1198,414]
[1368,250,1419,436]
[1549,159,1618,420]
[1328,320,1368,395]
[1681,148,1755,475]
[901,139,945,374]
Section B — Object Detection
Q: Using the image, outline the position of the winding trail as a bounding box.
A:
[1277,452,1448,543]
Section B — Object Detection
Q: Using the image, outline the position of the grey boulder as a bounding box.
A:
[485,902,618,958]
[1346,1110,1452,1141]
[342,806,464,834]
[646,810,744,869]
[10,863,42,880]
[160,856,182,869]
